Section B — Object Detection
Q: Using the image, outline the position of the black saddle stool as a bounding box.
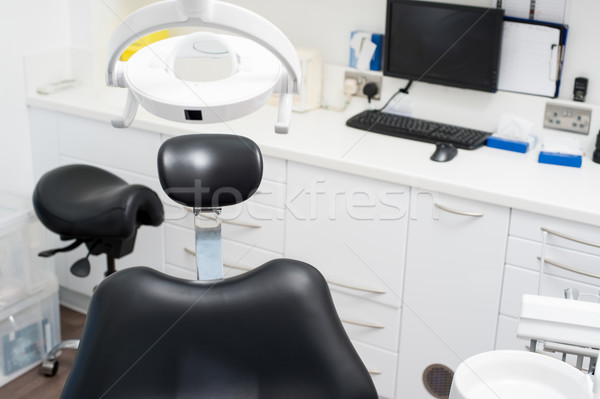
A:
[33,164,164,277]
[33,164,164,376]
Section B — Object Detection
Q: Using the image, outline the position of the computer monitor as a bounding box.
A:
[384,0,504,93]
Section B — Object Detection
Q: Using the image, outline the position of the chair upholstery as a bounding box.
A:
[60,260,378,399]
[33,164,164,258]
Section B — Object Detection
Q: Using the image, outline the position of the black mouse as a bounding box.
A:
[431,142,457,162]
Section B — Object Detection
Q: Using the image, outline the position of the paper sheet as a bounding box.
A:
[495,0,569,24]
[497,21,562,97]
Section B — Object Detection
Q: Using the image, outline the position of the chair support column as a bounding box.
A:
[194,209,223,280]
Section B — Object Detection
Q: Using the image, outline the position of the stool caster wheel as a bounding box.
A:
[41,358,58,377]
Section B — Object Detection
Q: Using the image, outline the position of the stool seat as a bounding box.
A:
[33,164,163,240]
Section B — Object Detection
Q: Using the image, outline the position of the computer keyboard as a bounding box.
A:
[346,110,491,150]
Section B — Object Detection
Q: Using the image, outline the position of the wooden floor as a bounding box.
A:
[0,307,85,399]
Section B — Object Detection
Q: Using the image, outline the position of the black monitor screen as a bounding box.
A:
[384,0,504,92]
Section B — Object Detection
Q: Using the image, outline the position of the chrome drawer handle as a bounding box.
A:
[185,208,262,229]
[541,227,600,249]
[368,369,382,375]
[327,280,386,294]
[340,318,385,329]
[434,203,483,217]
[184,247,253,271]
[537,256,600,280]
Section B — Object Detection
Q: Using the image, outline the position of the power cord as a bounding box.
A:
[378,79,413,111]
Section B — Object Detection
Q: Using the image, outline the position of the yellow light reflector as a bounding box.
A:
[120,30,169,61]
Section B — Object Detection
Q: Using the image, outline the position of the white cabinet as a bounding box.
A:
[285,162,409,398]
[397,189,510,399]
[496,210,600,361]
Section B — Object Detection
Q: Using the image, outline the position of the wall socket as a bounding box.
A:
[344,71,382,100]
[544,103,592,135]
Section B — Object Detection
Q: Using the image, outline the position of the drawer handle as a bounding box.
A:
[340,318,385,329]
[434,203,483,217]
[327,280,386,295]
[541,227,600,249]
[537,256,600,280]
[186,208,262,229]
[368,369,382,375]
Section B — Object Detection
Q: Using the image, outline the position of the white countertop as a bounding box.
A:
[26,85,600,227]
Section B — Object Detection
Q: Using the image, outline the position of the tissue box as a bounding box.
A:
[538,152,582,168]
[486,136,530,153]
[349,31,383,71]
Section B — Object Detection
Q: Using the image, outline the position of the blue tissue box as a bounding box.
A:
[349,31,383,71]
[486,136,530,153]
[538,151,582,168]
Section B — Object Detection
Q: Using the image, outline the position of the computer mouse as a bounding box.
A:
[431,142,458,162]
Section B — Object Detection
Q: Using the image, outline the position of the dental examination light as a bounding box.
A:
[107,0,301,133]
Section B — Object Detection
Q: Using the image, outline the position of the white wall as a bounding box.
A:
[0,1,71,194]
[228,0,600,105]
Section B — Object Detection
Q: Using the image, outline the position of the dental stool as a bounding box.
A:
[450,294,600,399]
[59,135,378,399]
[32,164,164,375]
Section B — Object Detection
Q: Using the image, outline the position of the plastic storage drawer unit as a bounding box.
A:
[0,190,60,387]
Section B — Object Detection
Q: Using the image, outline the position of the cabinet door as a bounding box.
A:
[285,162,409,309]
[397,189,509,398]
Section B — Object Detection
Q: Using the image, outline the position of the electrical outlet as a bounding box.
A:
[544,103,592,135]
[344,71,382,101]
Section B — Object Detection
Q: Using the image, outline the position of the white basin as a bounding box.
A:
[450,350,594,399]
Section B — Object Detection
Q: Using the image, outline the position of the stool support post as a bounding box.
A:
[105,256,117,276]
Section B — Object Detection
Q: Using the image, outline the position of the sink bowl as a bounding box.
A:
[450,350,593,399]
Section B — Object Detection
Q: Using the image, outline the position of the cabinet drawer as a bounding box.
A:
[166,201,285,253]
[506,236,600,287]
[331,289,401,353]
[165,224,282,274]
[352,341,397,399]
[254,179,286,209]
[510,210,600,256]
[262,156,286,183]
[57,113,162,177]
[501,263,600,319]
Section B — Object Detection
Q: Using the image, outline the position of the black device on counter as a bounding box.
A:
[383,0,504,92]
[593,131,600,164]
[574,77,588,102]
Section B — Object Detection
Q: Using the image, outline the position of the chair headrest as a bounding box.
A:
[157,134,263,208]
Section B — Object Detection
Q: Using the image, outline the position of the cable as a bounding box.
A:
[378,79,413,111]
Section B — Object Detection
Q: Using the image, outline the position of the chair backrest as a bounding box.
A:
[60,260,378,398]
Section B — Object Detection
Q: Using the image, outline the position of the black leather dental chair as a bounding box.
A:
[32,164,164,375]
[59,135,378,399]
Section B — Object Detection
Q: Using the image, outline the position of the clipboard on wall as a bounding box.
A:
[497,18,568,98]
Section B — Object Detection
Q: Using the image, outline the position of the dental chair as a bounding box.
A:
[33,164,164,375]
[58,134,378,399]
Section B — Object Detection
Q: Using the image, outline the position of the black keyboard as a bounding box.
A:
[346,110,491,150]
